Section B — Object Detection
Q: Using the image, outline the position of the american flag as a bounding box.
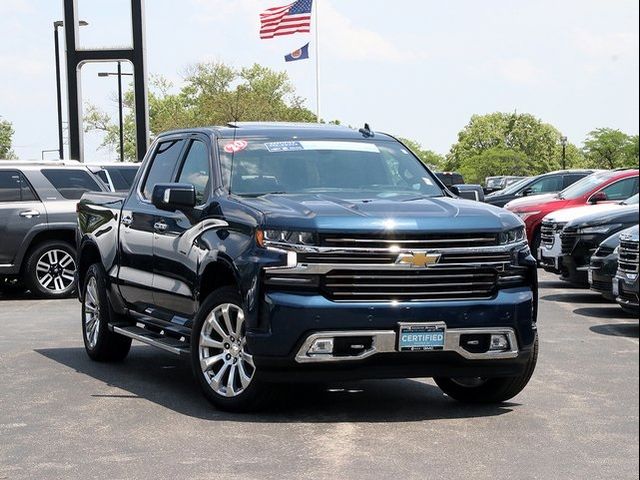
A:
[260,0,313,39]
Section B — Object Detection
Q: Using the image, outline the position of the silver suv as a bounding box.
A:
[0,162,106,298]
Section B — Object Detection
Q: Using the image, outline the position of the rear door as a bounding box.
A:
[117,137,186,313]
[0,170,45,267]
[562,173,587,189]
[152,136,214,318]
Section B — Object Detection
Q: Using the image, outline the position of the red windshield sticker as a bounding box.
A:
[224,140,248,154]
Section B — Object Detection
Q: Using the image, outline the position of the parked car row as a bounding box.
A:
[0,161,139,298]
[503,167,639,315]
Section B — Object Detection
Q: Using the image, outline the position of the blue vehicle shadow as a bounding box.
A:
[35,346,518,422]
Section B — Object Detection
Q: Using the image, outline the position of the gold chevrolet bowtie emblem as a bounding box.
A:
[397,252,441,267]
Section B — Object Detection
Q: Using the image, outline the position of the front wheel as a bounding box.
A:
[191,287,271,412]
[82,264,132,362]
[435,334,538,403]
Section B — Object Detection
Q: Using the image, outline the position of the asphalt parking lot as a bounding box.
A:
[0,270,638,480]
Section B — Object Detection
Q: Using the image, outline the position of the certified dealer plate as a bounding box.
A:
[398,322,446,351]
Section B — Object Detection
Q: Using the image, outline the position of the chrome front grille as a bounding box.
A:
[541,221,565,248]
[299,250,511,266]
[321,233,498,249]
[321,267,498,302]
[618,240,639,273]
[561,229,579,255]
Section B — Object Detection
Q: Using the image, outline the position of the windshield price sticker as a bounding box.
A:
[224,140,248,153]
[265,141,304,152]
[264,140,380,153]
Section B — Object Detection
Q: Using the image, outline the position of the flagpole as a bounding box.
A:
[314,0,320,123]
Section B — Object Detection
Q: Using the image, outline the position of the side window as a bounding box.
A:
[600,177,639,201]
[19,174,37,201]
[41,169,102,200]
[176,140,211,204]
[0,171,38,202]
[563,174,586,189]
[142,140,185,199]
[0,171,21,202]
[529,176,563,193]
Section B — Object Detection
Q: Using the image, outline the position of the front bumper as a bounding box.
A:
[247,286,537,380]
[589,254,617,297]
[614,273,640,312]
[561,236,602,284]
[539,233,563,274]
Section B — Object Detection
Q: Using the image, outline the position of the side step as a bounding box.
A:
[112,325,190,356]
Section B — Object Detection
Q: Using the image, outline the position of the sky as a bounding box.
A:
[0,0,638,163]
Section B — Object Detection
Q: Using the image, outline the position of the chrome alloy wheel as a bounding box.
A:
[84,276,100,348]
[199,303,255,397]
[36,249,76,292]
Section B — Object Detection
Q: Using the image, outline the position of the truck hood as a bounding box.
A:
[542,203,623,224]
[235,193,522,233]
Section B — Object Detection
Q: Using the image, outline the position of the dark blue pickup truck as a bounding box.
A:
[76,122,538,411]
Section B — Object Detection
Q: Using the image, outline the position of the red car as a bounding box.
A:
[505,169,639,251]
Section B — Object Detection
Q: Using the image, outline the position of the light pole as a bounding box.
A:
[560,136,568,170]
[98,65,133,162]
[53,20,88,159]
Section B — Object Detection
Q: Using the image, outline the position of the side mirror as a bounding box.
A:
[522,187,534,197]
[589,191,608,204]
[152,183,196,211]
[448,185,460,196]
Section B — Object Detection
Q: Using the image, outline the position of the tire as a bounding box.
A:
[191,286,271,412]
[82,263,132,362]
[434,334,538,404]
[23,240,77,298]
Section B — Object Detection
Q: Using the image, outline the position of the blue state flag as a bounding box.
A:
[284,43,310,62]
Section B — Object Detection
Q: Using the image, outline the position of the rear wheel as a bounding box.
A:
[191,287,271,412]
[435,334,538,403]
[24,240,77,298]
[82,263,131,362]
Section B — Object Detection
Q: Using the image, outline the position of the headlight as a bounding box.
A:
[499,226,526,245]
[515,211,541,221]
[577,224,621,235]
[613,246,620,254]
[258,229,316,247]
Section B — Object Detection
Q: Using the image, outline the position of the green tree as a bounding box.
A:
[0,117,17,159]
[444,112,581,180]
[85,62,318,161]
[582,128,638,169]
[398,137,444,169]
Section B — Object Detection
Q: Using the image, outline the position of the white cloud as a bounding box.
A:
[0,53,46,77]
[495,58,545,85]
[571,28,639,59]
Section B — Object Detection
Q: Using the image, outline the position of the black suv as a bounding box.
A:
[0,162,105,297]
[485,170,596,208]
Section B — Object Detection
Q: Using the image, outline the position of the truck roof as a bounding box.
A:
[156,122,396,141]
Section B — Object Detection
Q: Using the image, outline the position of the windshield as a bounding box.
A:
[218,138,445,197]
[495,177,532,195]
[622,193,639,205]
[558,171,618,200]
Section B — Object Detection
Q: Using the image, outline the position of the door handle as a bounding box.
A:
[121,216,133,227]
[19,210,40,218]
[154,221,168,232]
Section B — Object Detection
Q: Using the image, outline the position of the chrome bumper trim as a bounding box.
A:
[294,327,519,363]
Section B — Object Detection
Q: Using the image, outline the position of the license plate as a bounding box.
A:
[398,323,446,351]
[588,269,593,284]
[612,279,619,297]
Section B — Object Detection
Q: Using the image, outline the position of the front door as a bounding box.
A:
[0,170,46,267]
[152,138,213,318]
[117,138,186,313]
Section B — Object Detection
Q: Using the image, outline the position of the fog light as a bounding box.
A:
[308,338,334,356]
[489,334,509,351]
